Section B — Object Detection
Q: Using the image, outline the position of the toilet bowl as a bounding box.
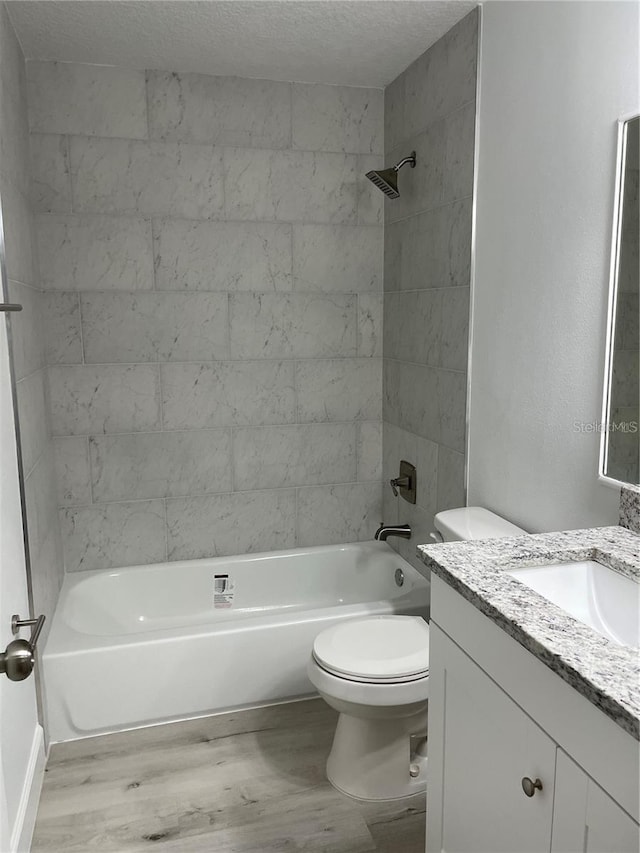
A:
[309,507,526,802]
[307,615,430,801]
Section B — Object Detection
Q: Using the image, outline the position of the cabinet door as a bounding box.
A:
[427,623,556,853]
[552,750,640,853]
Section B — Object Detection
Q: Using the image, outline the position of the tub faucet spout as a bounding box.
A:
[375,523,411,541]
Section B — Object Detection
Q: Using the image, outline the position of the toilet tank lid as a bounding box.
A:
[434,507,526,541]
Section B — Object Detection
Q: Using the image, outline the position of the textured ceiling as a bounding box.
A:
[6,0,476,87]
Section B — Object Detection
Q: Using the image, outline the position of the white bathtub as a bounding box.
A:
[43,541,429,742]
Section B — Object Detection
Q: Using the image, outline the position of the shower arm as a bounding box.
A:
[394,153,416,172]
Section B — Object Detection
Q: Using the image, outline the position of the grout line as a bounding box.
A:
[76,292,86,364]
[157,363,164,431]
[86,434,95,505]
[230,427,235,493]
[52,417,384,441]
[31,209,379,229]
[58,477,382,512]
[163,497,169,562]
[65,135,74,214]
[144,69,152,141]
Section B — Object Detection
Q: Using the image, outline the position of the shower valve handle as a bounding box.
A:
[390,475,411,497]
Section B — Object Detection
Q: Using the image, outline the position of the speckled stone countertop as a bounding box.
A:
[418,526,640,739]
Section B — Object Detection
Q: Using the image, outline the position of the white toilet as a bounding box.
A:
[307,506,525,802]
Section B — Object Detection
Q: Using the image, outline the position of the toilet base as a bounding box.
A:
[325,708,428,801]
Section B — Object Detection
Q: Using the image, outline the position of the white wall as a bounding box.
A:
[468,1,639,532]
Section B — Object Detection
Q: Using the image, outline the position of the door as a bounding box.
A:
[0,307,41,851]
[427,623,557,853]
[551,750,640,853]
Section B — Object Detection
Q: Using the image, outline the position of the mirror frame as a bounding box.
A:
[599,112,640,489]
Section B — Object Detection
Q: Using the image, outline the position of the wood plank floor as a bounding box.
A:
[31,699,426,852]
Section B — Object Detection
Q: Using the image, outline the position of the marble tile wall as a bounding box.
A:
[382,9,478,571]
[0,6,64,641]
[27,61,384,570]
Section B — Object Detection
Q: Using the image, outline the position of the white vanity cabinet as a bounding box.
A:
[427,575,640,853]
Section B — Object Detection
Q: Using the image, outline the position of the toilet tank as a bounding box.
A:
[434,507,525,542]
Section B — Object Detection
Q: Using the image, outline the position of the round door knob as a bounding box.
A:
[0,639,34,681]
[521,776,543,797]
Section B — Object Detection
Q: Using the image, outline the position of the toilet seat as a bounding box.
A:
[312,616,430,685]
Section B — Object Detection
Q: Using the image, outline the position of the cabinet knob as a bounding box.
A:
[521,776,543,797]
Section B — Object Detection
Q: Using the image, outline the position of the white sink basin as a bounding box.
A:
[507,561,640,650]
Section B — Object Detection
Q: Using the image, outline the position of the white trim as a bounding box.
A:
[598,112,639,490]
[464,3,483,506]
[11,725,45,853]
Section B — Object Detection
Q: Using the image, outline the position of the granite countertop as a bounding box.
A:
[418,525,640,739]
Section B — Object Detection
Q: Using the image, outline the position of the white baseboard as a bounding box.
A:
[11,725,45,853]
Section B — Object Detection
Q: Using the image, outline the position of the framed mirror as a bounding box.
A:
[600,114,639,486]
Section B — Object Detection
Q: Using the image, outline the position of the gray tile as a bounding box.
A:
[385,123,446,224]
[436,367,467,453]
[28,522,64,648]
[89,430,232,501]
[6,280,43,380]
[612,349,640,408]
[297,482,381,546]
[233,423,356,490]
[147,72,291,148]
[292,224,382,293]
[60,501,166,572]
[81,292,228,363]
[48,364,161,435]
[384,360,465,450]
[36,214,153,291]
[27,62,148,139]
[42,292,83,364]
[384,73,405,155]
[69,137,225,219]
[229,293,356,359]
[167,489,296,561]
[415,434,439,511]
[53,436,92,506]
[0,5,31,196]
[440,287,469,372]
[384,220,402,293]
[153,219,292,291]
[296,358,381,422]
[1,178,36,285]
[161,361,296,429]
[614,292,639,350]
[357,293,383,358]
[384,290,442,366]
[398,200,472,291]
[24,449,59,558]
[445,198,473,288]
[16,368,49,476]
[357,154,384,225]
[357,421,382,482]
[383,422,418,487]
[443,101,476,203]
[404,8,478,136]
[436,445,466,511]
[29,133,71,213]
[224,148,358,223]
[292,83,383,154]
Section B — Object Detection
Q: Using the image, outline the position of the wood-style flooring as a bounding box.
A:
[31,699,426,852]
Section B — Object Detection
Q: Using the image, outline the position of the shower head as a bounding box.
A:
[365,151,416,199]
